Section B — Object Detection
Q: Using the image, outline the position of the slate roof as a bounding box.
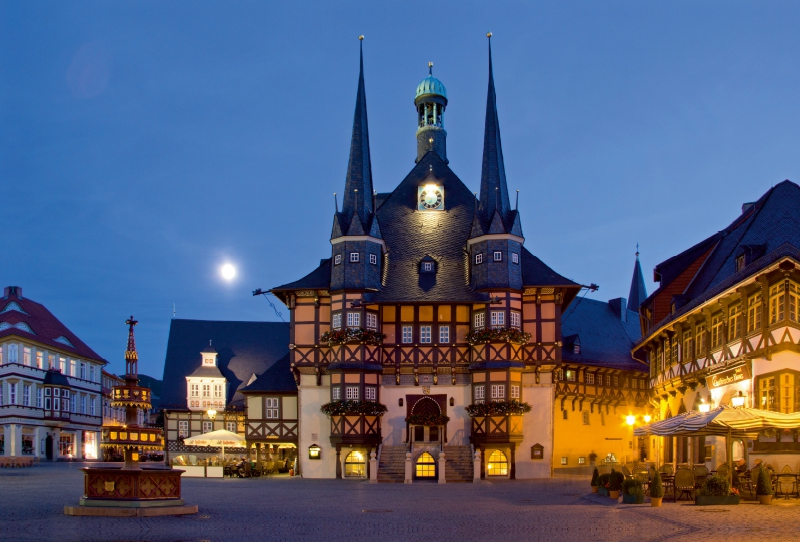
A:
[160,319,289,409]
[239,353,297,393]
[0,286,106,364]
[642,180,800,333]
[272,259,331,294]
[561,297,645,372]
[43,368,71,386]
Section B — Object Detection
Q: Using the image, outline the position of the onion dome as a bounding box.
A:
[415,66,447,101]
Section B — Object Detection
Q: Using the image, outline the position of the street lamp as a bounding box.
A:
[699,398,711,413]
[731,391,746,408]
[626,415,636,426]
[643,414,652,424]
[207,409,217,427]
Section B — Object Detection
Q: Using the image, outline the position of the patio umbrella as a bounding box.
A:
[183,429,246,461]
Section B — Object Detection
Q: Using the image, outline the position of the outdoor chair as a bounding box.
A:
[674,468,696,501]
[717,463,729,478]
[693,465,709,488]
[775,468,797,500]
[621,465,633,480]
[659,464,674,476]
[633,467,650,490]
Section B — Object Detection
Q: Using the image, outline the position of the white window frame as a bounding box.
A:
[332,313,342,329]
[422,261,433,272]
[350,252,360,263]
[190,384,199,398]
[8,344,19,363]
[493,251,502,262]
[334,254,342,265]
[510,311,521,328]
[332,387,341,400]
[587,373,595,385]
[490,311,505,327]
[439,325,450,343]
[36,352,43,369]
[265,397,279,419]
[23,347,31,366]
[347,312,360,328]
[202,384,210,397]
[226,421,237,432]
[345,386,359,400]
[214,384,223,398]
[369,253,377,265]
[80,362,86,380]
[366,313,377,329]
[491,384,505,400]
[474,312,485,329]
[510,384,520,399]
[90,396,95,416]
[202,421,212,433]
[23,384,31,406]
[475,253,483,265]
[420,325,432,343]
[80,395,86,414]
[402,326,413,344]
[365,387,376,401]
[9,382,17,404]
[474,385,485,402]
[178,421,189,438]
[512,253,519,264]
[36,387,42,408]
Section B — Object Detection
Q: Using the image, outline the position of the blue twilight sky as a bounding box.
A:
[3,1,800,377]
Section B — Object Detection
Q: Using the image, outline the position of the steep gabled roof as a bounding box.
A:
[521,248,579,288]
[160,319,289,410]
[0,286,106,363]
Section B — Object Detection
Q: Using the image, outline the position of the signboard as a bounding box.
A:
[708,364,751,389]
[531,443,544,460]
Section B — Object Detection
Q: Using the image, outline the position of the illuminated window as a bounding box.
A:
[415,452,436,478]
[346,386,359,400]
[672,340,679,364]
[711,314,723,347]
[420,326,432,343]
[748,293,762,332]
[759,376,777,412]
[510,385,520,399]
[493,251,502,262]
[561,457,568,465]
[511,253,519,264]
[770,284,785,324]
[23,347,31,366]
[365,387,376,401]
[605,375,611,386]
[366,313,377,329]
[350,252,359,263]
[370,254,377,265]
[344,451,365,477]
[586,373,595,385]
[683,333,694,362]
[696,325,707,353]
[565,370,576,382]
[402,326,413,343]
[487,450,508,476]
[728,304,742,341]
[439,326,450,343]
[491,385,505,400]
[334,254,342,265]
[490,311,505,327]
[202,421,212,433]
[36,352,43,369]
[475,253,483,265]
[510,312,521,329]
[791,283,800,322]
[332,313,342,329]
[421,261,433,272]
[474,312,485,329]
[178,421,189,438]
[582,411,589,425]
[578,457,586,465]
[474,385,485,403]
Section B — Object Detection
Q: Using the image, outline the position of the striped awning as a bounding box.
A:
[634,406,800,437]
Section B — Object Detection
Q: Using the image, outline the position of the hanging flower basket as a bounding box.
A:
[465,400,532,417]
[405,413,450,427]
[466,328,531,345]
[320,400,388,417]
[320,328,386,346]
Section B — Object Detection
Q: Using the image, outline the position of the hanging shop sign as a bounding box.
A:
[708,364,751,389]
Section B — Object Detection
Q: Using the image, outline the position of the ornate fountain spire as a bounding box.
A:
[124,315,139,379]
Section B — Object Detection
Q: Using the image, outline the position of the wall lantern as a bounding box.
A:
[449,397,454,407]
[643,414,652,424]
[731,391,746,408]
[308,444,321,460]
[698,398,711,413]
[625,414,636,426]
[206,409,217,420]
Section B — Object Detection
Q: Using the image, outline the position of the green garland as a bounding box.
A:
[320,400,388,417]
[466,328,531,345]
[405,413,450,427]
[320,328,386,346]
[465,400,532,417]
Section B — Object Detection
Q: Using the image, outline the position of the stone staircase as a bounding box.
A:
[444,445,474,483]
[377,445,407,483]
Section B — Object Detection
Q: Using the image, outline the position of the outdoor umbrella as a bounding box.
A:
[183,429,246,461]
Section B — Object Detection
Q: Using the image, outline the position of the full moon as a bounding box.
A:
[221,263,236,281]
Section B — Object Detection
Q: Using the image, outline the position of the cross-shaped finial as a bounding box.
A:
[126,316,138,329]
[428,61,433,75]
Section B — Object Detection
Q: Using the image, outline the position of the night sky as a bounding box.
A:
[4,1,800,377]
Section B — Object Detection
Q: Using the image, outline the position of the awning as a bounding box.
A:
[634,406,800,437]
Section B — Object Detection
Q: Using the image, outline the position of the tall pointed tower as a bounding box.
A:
[468,34,524,291]
[330,36,384,293]
[628,247,647,312]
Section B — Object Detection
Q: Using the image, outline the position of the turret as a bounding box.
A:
[628,247,648,312]
[415,63,448,164]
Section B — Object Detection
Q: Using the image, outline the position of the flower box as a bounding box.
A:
[622,494,645,504]
[695,495,740,506]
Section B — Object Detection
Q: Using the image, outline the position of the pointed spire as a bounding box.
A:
[628,246,647,312]
[478,32,510,224]
[124,315,139,379]
[341,35,374,226]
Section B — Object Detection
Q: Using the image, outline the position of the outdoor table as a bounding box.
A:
[773,473,799,499]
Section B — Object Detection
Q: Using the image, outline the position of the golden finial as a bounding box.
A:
[359,35,364,41]
[487,32,492,38]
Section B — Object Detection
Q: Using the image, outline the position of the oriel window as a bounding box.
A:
[347,312,360,328]
[490,311,505,327]
[474,312,485,329]
[474,385,485,403]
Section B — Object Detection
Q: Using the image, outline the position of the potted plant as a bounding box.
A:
[590,468,600,493]
[696,474,740,505]
[596,473,611,497]
[622,479,645,504]
[649,469,664,507]
[608,469,623,499]
[756,467,773,505]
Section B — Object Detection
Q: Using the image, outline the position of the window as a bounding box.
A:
[512,253,519,264]
[420,326,432,343]
[582,411,589,425]
[493,251,502,262]
[80,395,86,414]
[770,283,785,324]
[565,370,576,382]
[587,373,595,385]
[59,357,66,373]
[612,376,619,387]
[697,325,707,353]
[562,409,568,420]
[365,387,376,401]
[639,380,645,390]
[370,253,377,265]
[791,283,800,322]
[332,313,342,329]
[350,252,359,263]
[344,451,365,477]
[672,340,679,365]
[365,313,377,329]
[748,293,763,332]
[8,344,18,363]
[265,397,279,418]
[90,396,95,416]
[190,384,199,398]
[214,384,223,398]
[23,347,31,366]
[683,333,694,362]
[202,384,210,397]
[226,421,237,432]
[578,457,586,465]
[48,354,55,369]
[487,450,508,476]
[347,312,360,328]
[510,312,521,329]
[9,382,17,404]
[36,352,43,369]
[89,366,95,382]
[711,314,723,347]
[80,363,86,380]
[334,254,342,265]
[474,312,485,329]
[402,326,413,343]
[36,388,42,408]
[490,311,505,327]
[759,376,777,412]
[491,384,505,400]
[475,253,483,265]
[23,384,30,406]
[332,387,341,400]
[605,375,611,386]
[202,421,212,433]
[735,254,745,272]
[510,385,520,399]
[561,457,568,465]
[728,304,742,341]
[439,325,450,343]
[421,261,433,272]
[345,386,359,400]
[178,421,189,438]
[474,385,485,403]
[415,452,436,478]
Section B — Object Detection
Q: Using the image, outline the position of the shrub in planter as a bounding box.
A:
[596,473,611,496]
[696,474,740,506]
[622,479,645,504]
[591,468,600,493]
[756,467,773,504]
[649,470,664,507]
[608,469,623,498]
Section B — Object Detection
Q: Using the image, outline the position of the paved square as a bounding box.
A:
[3,463,800,542]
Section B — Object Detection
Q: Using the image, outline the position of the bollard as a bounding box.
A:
[473,449,482,483]
[438,452,446,484]
[404,452,413,484]
[369,450,378,484]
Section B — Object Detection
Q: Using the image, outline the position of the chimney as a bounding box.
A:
[608,298,627,322]
[4,286,21,298]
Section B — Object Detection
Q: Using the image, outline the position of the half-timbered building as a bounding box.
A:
[634,180,800,469]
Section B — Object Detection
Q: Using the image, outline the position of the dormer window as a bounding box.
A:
[370,254,377,265]
[493,251,502,262]
[350,252,359,263]
[736,254,745,272]
[334,254,342,265]
[475,253,483,265]
[511,253,519,264]
[422,262,433,272]
[573,344,581,354]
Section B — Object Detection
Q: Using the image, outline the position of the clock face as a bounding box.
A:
[418,184,445,211]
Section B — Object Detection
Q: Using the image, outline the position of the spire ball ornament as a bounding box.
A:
[487,32,492,38]
[359,35,364,41]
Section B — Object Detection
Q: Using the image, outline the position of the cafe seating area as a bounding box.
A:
[0,457,38,468]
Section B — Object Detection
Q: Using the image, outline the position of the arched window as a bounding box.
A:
[415,452,436,478]
[487,450,508,476]
[344,451,365,477]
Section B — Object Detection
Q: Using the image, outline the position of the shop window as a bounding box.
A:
[415,452,436,478]
[487,450,508,476]
[344,451,365,477]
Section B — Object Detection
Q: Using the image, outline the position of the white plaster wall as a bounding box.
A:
[379,383,471,447]
[516,374,554,479]
[298,374,336,478]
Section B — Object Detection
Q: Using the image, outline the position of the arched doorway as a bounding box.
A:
[415,452,436,479]
[487,450,508,476]
[344,451,365,477]
[410,397,443,443]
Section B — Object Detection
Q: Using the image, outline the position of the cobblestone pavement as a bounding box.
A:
[3,463,800,542]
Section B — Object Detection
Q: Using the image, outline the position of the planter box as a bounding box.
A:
[597,487,609,497]
[622,494,645,504]
[695,495,740,506]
